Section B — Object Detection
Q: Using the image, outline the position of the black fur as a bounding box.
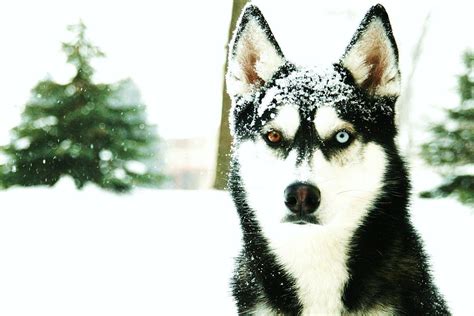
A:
[228,4,450,315]
[341,142,449,314]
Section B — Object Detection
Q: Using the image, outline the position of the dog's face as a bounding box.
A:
[227,5,400,237]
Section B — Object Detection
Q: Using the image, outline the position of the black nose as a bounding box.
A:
[284,183,321,215]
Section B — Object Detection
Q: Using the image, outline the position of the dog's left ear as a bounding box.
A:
[340,4,400,97]
[226,5,286,98]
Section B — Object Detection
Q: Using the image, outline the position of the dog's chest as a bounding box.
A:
[269,226,353,314]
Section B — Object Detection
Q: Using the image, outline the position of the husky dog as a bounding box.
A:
[226,4,449,315]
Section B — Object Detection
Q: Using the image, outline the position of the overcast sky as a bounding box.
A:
[0,0,473,145]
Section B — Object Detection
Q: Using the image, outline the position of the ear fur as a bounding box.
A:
[226,5,286,98]
[340,4,400,97]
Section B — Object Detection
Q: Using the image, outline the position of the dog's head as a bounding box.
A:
[227,5,401,235]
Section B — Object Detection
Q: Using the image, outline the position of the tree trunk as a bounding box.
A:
[213,0,248,190]
[398,14,430,157]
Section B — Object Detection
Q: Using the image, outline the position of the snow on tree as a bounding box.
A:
[421,50,474,204]
[0,21,163,192]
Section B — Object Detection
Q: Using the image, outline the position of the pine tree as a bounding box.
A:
[421,51,474,204]
[0,21,163,192]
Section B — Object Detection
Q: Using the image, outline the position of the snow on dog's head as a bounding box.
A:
[228,4,400,237]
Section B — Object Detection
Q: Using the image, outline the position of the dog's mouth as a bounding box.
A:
[283,214,319,225]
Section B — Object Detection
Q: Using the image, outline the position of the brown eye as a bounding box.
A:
[266,130,282,144]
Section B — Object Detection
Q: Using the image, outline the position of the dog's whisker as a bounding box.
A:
[335,189,374,195]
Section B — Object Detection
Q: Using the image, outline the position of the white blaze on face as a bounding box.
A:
[238,104,388,233]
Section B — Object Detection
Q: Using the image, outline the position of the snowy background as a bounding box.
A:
[0,180,472,315]
[0,0,473,315]
[0,0,473,143]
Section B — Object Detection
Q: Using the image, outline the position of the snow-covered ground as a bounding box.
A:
[0,179,472,315]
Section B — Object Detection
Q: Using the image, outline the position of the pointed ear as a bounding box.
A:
[226,5,286,98]
[340,4,400,97]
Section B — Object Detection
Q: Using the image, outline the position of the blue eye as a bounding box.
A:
[335,130,350,144]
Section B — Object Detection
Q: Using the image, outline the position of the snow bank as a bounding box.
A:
[0,181,472,315]
[0,181,240,316]
[410,198,474,315]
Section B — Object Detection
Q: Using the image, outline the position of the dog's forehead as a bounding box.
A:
[258,65,356,120]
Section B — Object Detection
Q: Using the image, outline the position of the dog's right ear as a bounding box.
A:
[226,5,286,98]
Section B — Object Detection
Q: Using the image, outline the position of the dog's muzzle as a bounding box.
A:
[284,182,321,216]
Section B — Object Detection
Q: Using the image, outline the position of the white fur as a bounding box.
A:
[314,106,352,139]
[237,106,388,314]
[252,303,282,315]
[263,103,300,140]
[341,19,400,96]
[227,19,285,97]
